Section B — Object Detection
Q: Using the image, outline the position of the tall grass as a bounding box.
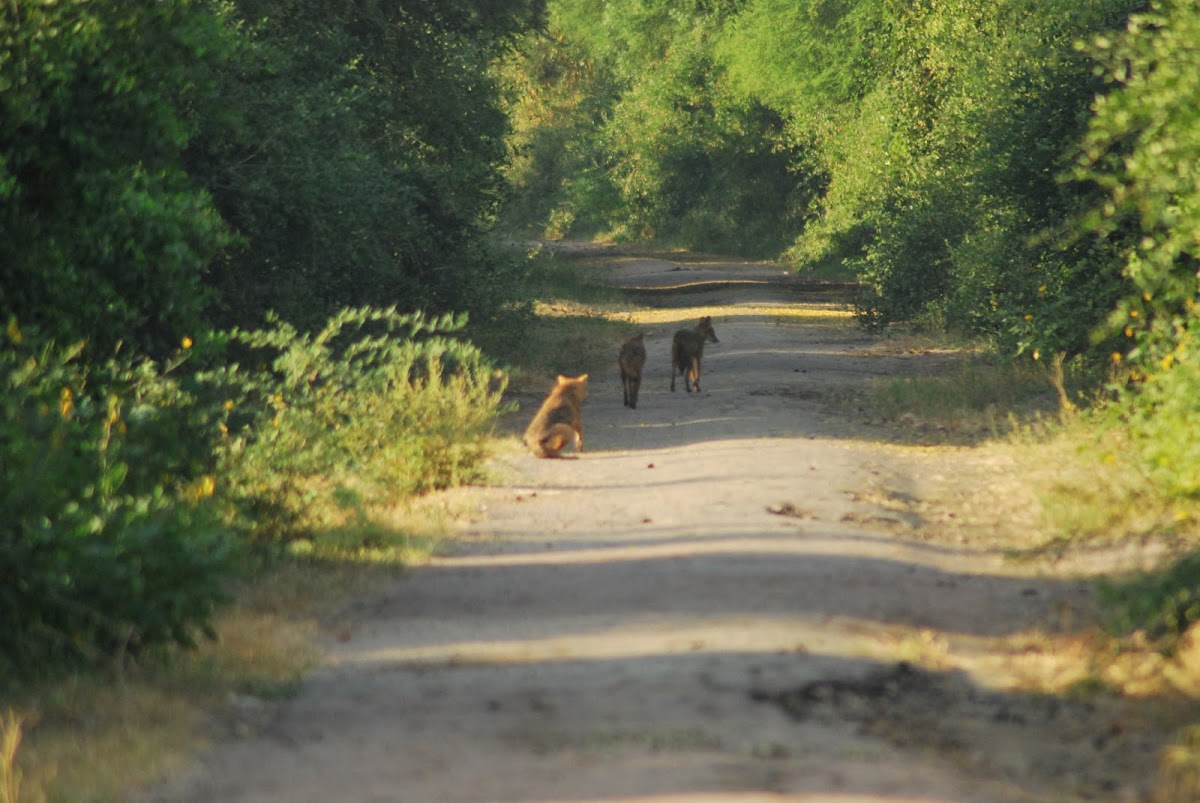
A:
[1,710,25,803]
[868,350,1073,444]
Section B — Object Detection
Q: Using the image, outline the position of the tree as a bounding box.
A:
[0,0,231,356]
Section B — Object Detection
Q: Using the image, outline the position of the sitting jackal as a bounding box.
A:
[524,373,588,458]
[670,316,719,393]
[618,333,646,409]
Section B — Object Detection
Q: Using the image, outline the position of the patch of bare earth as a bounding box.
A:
[143,247,1172,803]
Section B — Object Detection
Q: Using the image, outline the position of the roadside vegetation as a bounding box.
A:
[1,0,538,799]
[5,0,1200,799]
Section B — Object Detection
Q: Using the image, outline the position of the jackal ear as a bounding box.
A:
[578,373,588,382]
[556,374,568,383]
[700,315,711,324]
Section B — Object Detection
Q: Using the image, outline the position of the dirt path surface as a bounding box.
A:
[146,249,1165,802]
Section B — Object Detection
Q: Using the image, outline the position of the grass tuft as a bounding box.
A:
[1,710,28,803]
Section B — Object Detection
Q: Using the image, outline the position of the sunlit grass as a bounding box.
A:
[9,680,201,803]
[1158,725,1200,803]
[6,570,355,802]
[4,601,312,803]
[1005,417,1200,557]
[873,359,1059,437]
[1,710,25,803]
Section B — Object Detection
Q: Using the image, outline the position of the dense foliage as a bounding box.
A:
[499,1,811,256]
[1079,0,1200,500]
[0,0,534,679]
[192,0,540,331]
[500,0,1154,357]
[2,0,539,350]
[0,0,232,357]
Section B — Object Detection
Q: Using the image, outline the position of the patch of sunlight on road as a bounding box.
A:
[523,796,958,803]
[330,610,1078,700]
[616,305,854,326]
[331,616,870,668]
[614,416,744,429]
[424,535,988,569]
[331,610,1086,704]
[533,300,853,326]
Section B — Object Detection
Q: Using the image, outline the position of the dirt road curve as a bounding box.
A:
[145,250,1161,802]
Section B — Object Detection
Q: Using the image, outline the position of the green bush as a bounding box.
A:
[0,323,237,681]
[210,307,509,544]
[1076,0,1200,369]
[1111,335,1200,500]
[2,0,541,354]
[1073,0,1200,499]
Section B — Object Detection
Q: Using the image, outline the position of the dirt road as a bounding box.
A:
[146,250,1164,802]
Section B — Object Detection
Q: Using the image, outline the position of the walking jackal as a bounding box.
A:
[619,333,646,409]
[524,373,588,458]
[670,316,719,393]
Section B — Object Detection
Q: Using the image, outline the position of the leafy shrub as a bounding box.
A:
[210,308,508,544]
[1076,0,1200,369]
[1074,0,1200,499]
[826,0,1135,344]
[0,323,237,680]
[1115,336,1200,499]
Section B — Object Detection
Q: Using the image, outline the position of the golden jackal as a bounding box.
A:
[524,373,588,458]
[618,333,646,409]
[670,316,719,393]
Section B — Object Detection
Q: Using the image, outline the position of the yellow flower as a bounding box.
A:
[1129,309,1139,318]
[194,475,215,501]
[1111,351,1123,364]
[1023,313,1033,321]
[223,399,235,412]
[59,387,73,417]
[181,336,193,349]
[1124,327,1134,338]
[1037,285,1048,294]
[5,318,21,344]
